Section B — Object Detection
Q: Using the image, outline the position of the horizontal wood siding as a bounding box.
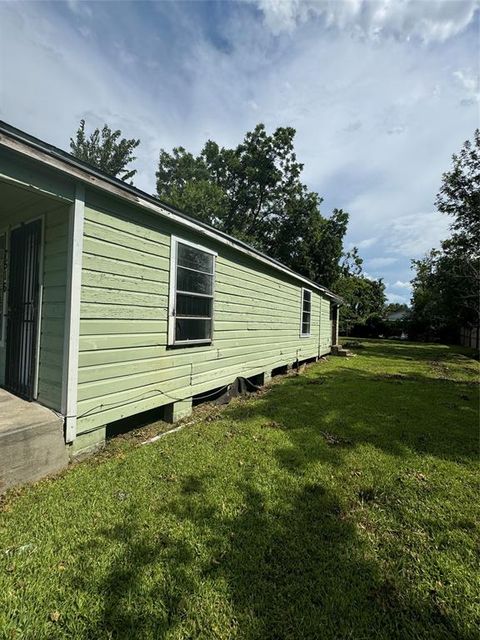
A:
[77,194,333,432]
[319,298,332,356]
[37,207,69,410]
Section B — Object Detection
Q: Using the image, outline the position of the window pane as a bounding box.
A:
[177,243,214,273]
[303,289,311,303]
[176,318,211,342]
[302,311,311,325]
[303,298,311,312]
[302,321,310,335]
[177,266,213,295]
[176,293,212,318]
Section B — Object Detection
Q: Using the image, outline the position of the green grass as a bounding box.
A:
[0,340,479,640]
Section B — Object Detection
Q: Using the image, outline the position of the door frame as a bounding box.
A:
[0,225,9,348]
[4,215,45,400]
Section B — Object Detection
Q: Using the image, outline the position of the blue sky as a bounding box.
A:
[1,0,478,303]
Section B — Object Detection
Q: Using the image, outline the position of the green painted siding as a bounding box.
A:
[38,207,69,410]
[320,298,332,356]
[0,186,69,412]
[77,192,334,432]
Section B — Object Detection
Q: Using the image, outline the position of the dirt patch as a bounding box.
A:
[320,431,352,446]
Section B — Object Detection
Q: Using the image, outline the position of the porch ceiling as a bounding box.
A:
[0,179,65,218]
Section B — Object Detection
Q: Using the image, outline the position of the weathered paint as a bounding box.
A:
[76,191,335,433]
[0,181,70,411]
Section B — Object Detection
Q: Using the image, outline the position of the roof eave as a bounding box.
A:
[0,120,342,303]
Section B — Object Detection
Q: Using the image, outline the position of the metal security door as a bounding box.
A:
[5,219,42,400]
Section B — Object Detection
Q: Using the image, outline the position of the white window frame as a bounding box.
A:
[300,287,312,338]
[168,235,217,346]
[0,228,8,347]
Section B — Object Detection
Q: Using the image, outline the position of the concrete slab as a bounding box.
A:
[0,389,68,493]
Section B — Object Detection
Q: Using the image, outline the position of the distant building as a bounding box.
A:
[386,309,410,323]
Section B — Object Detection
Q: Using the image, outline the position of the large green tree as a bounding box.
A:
[70,120,140,182]
[334,252,386,335]
[411,130,480,340]
[156,124,347,287]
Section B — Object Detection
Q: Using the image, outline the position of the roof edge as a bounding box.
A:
[0,120,342,304]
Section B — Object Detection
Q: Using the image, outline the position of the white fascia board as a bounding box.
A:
[62,184,85,443]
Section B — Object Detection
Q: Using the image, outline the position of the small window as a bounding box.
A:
[0,232,6,345]
[300,288,312,337]
[169,237,216,345]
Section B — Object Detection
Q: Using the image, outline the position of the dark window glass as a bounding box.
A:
[177,266,213,295]
[301,289,312,335]
[0,234,5,339]
[177,244,214,273]
[173,241,215,343]
[176,293,212,318]
[176,318,211,342]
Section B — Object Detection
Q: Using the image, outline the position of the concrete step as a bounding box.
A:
[0,390,68,493]
[331,345,356,357]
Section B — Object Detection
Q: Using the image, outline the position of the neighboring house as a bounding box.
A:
[0,121,341,490]
[386,309,409,323]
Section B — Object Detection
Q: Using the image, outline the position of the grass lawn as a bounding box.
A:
[0,340,478,640]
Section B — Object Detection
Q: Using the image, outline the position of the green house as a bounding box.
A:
[0,122,341,491]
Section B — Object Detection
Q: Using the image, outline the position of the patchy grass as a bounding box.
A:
[0,340,479,640]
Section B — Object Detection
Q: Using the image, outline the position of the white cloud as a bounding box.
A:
[386,292,410,304]
[453,69,478,92]
[387,212,452,257]
[351,236,377,250]
[66,0,92,19]
[392,280,412,289]
[453,68,480,104]
[369,257,398,268]
[254,0,479,43]
[0,0,477,292]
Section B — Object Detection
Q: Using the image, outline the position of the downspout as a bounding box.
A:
[62,183,85,443]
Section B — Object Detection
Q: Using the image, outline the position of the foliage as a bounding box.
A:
[384,302,409,316]
[335,275,386,335]
[70,120,140,182]
[156,124,347,287]
[435,129,480,250]
[411,130,480,341]
[334,247,386,334]
[0,341,478,639]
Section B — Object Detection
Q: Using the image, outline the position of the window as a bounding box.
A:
[0,232,6,345]
[300,288,312,337]
[169,237,216,345]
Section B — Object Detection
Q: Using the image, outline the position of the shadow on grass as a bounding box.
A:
[71,478,469,639]
[231,363,477,468]
[341,338,478,366]
[67,344,478,639]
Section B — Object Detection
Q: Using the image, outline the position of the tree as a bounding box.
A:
[334,274,386,336]
[70,120,140,182]
[435,129,480,251]
[384,303,409,316]
[156,124,347,287]
[333,248,386,334]
[411,130,480,341]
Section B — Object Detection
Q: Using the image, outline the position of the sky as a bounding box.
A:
[0,0,478,304]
